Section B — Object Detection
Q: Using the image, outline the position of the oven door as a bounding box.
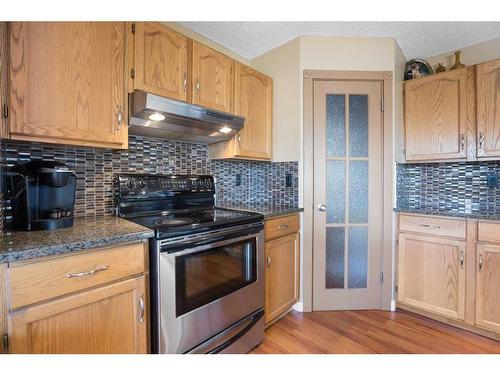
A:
[157,223,264,353]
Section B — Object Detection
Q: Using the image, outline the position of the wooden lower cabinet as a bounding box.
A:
[265,230,300,325]
[0,263,6,354]
[397,215,500,341]
[475,244,500,334]
[9,275,148,354]
[398,232,466,321]
[3,241,149,354]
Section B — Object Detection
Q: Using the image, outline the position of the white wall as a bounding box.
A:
[252,35,402,310]
[251,38,301,163]
[425,37,500,70]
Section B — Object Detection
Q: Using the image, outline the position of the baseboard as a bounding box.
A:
[397,303,500,342]
[293,302,304,312]
[390,299,396,311]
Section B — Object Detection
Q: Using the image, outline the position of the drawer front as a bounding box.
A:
[399,214,466,239]
[265,214,299,241]
[9,242,146,309]
[478,222,500,243]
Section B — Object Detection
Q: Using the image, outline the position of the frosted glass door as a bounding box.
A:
[325,94,369,290]
[313,80,383,310]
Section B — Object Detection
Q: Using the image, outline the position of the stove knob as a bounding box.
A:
[126,180,136,190]
[138,179,146,189]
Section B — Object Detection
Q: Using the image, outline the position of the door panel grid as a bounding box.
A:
[325,93,369,290]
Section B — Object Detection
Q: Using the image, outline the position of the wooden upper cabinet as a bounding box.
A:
[233,63,272,159]
[132,22,188,101]
[397,232,466,321]
[477,58,500,158]
[9,276,148,354]
[404,68,467,161]
[475,244,500,334]
[191,41,234,113]
[208,63,273,160]
[8,22,128,149]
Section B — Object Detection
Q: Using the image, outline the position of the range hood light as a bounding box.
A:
[148,112,166,122]
[219,126,232,134]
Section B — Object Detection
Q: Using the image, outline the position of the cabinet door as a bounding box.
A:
[8,276,147,354]
[191,41,233,113]
[404,68,467,161]
[133,22,188,101]
[477,59,500,158]
[0,264,6,354]
[9,22,128,149]
[475,244,500,333]
[265,233,300,324]
[398,233,465,321]
[233,63,272,160]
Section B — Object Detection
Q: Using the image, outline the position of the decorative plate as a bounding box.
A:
[404,59,433,80]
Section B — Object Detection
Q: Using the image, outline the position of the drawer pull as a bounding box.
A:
[139,294,145,323]
[66,265,109,279]
[459,251,464,269]
[266,256,271,269]
[478,255,483,272]
[420,224,440,229]
[278,224,289,230]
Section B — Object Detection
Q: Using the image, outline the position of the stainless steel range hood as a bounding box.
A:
[128,91,244,144]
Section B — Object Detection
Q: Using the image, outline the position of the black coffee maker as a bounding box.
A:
[8,161,77,230]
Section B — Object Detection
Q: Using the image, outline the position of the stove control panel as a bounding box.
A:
[118,174,215,198]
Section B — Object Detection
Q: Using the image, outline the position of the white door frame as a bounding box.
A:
[302,70,395,312]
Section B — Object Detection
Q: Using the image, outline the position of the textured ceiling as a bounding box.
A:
[180,22,500,60]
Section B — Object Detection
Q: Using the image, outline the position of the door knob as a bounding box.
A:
[318,204,326,212]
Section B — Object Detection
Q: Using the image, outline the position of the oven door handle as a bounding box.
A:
[160,224,263,254]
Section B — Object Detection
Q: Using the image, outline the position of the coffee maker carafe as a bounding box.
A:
[8,161,77,230]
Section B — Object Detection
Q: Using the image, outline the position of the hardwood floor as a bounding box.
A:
[252,309,500,354]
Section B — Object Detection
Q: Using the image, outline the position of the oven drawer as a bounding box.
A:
[265,214,299,241]
[9,242,146,309]
[398,214,466,239]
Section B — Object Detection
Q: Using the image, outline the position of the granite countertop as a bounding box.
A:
[394,207,500,221]
[219,204,303,219]
[0,216,154,264]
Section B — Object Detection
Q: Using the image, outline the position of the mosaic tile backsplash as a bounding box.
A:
[397,162,500,215]
[0,135,298,224]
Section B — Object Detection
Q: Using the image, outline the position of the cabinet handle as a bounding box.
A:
[478,254,483,272]
[459,251,464,269]
[117,107,123,130]
[183,72,187,91]
[460,133,465,152]
[266,255,271,269]
[278,224,289,230]
[195,78,200,94]
[139,294,145,323]
[420,224,440,229]
[479,131,484,152]
[236,134,241,149]
[66,265,109,278]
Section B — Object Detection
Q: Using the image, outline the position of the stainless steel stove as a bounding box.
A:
[117,174,265,354]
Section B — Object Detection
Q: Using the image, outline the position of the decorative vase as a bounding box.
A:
[436,63,446,73]
[450,51,465,70]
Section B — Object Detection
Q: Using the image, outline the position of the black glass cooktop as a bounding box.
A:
[126,207,263,238]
